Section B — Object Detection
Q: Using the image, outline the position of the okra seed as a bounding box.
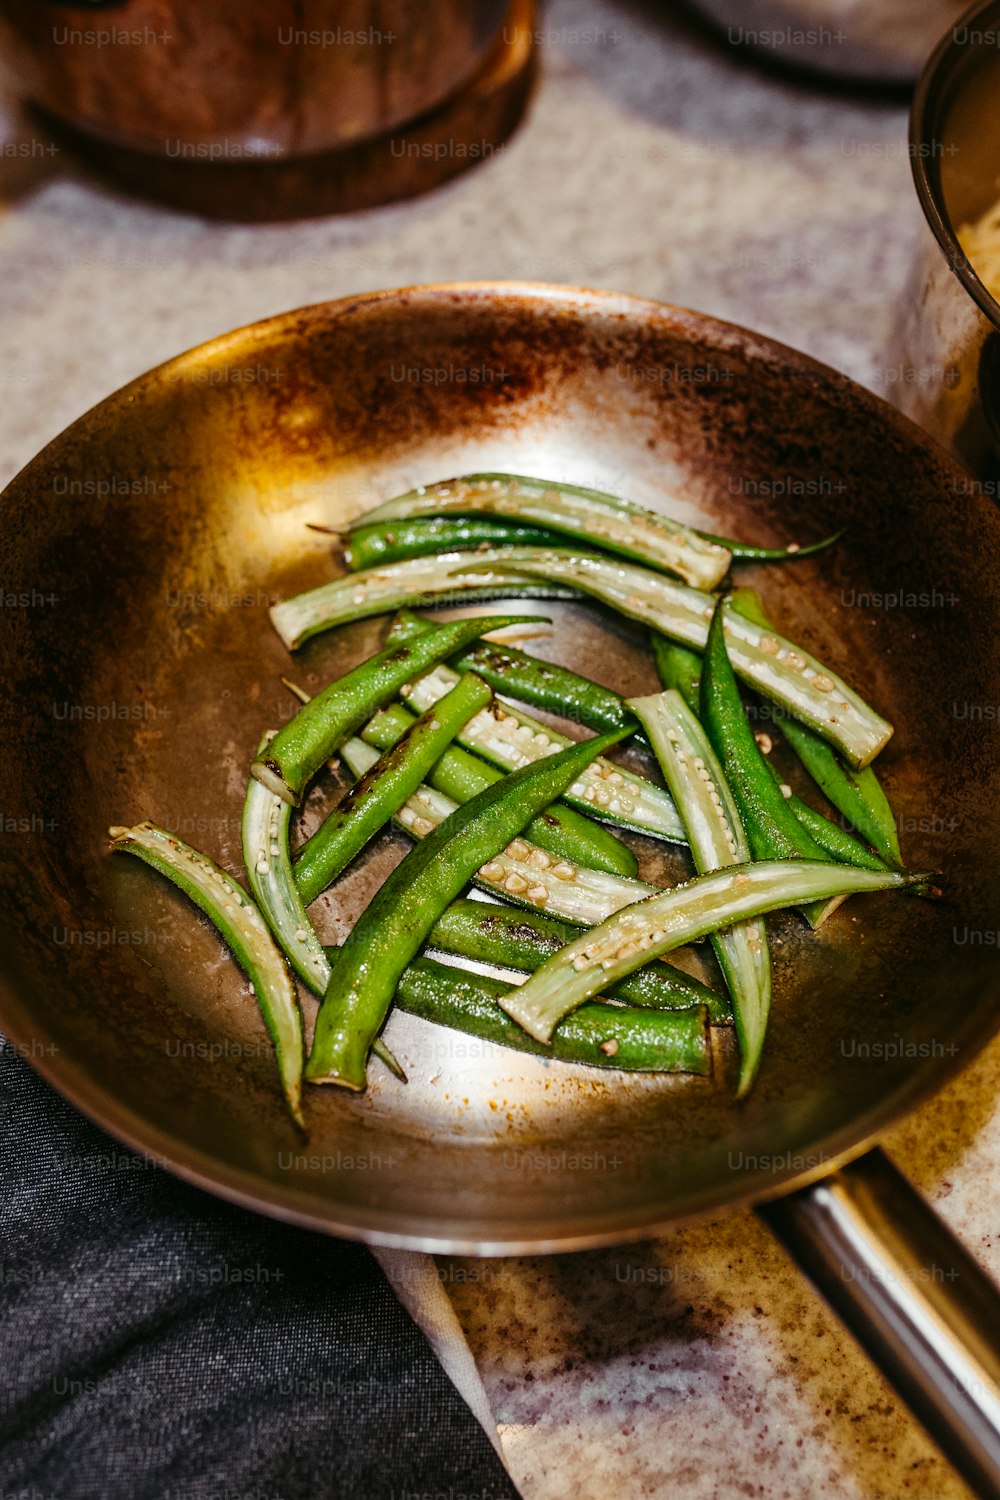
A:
[505,873,528,894]
[599,1039,619,1056]
[480,861,504,880]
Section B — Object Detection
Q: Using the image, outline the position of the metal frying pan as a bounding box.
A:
[2,284,1000,1494]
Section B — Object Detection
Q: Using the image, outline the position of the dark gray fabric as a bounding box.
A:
[0,1044,519,1500]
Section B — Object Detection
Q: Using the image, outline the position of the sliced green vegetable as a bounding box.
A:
[426,897,730,1022]
[498,859,919,1044]
[402,662,686,843]
[109,821,305,1127]
[340,735,656,925]
[345,515,567,570]
[730,587,900,865]
[352,473,733,590]
[271,549,892,767]
[445,549,893,768]
[269,556,576,652]
[293,673,492,904]
[361,700,639,878]
[253,613,531,805]
[241,746,406,1082]
[394,956,710,1075]
[306,728,629,1090]
[629,689,771,1093]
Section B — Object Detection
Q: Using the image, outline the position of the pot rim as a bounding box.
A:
[911,0,1000,331]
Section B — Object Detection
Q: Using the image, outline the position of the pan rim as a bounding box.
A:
[0,279,991,1253]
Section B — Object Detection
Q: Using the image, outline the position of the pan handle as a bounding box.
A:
[759,1148,1000,1500]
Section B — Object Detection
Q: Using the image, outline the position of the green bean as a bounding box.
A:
[361,700,639,878]
[240,748,406,1082]
[498,859,921,1044]
[696,529,843,562]
[784,794,889,871]
[629,689,771,1093]
[651,632,701,713]
[345,515,567,570]
[292,673,492,904]
[252,612,532,805]
[352,473,733,589]
[393,956,710,1075]
[730,587,901,866]
[700,600,834,865]
[306,728,630,1090]
[426,897,731,1022]
[340,735,656,925]
[109,822,305,1127]
[270,555,577,651]
[387,606,649,746]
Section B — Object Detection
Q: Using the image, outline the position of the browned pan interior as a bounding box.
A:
[1,284,998,1252]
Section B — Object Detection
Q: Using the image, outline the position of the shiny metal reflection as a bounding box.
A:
[893,0,1000,473]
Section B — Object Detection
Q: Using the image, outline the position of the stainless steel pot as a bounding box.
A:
[688,0,966,83]
[889,0,1000,475]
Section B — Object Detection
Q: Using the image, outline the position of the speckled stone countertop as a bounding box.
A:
[1,2,996,1497]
